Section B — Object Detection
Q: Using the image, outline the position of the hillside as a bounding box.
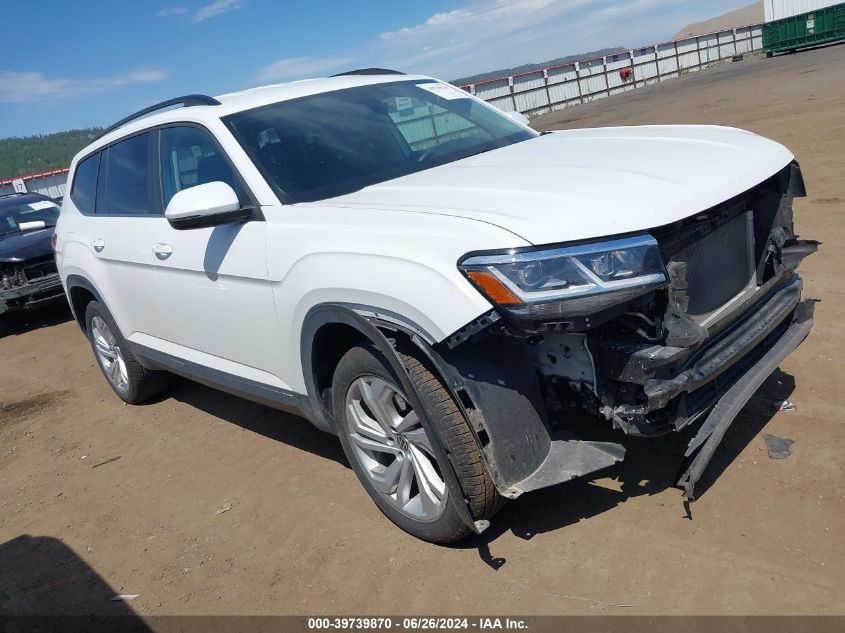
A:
[0,128,102,181]
[452,47,628,85]
[672,1,763,40]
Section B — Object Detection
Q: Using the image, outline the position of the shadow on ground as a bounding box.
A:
[0,534,150,629]
[152,363,793,570]
[1,301,72,338]
[166,377,348,467]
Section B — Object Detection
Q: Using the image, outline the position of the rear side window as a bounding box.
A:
[101,132,161,215]
[159,126,245,208]
[70,153,99,214]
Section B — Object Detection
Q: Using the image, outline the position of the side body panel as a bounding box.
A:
[149,220,289,389]
[263,205,529,392]
[57,206,169,341]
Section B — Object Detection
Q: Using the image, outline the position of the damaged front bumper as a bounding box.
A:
[602,275,806,436]
[434,283,812,500]
[432,163,816,504]
[0,273,65,315]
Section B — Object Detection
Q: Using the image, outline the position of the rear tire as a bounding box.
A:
[85,301,167,404]
[332,344,502,543]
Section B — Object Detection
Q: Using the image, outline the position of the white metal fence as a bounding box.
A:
[459,24,765,117]
[0,169,69,199]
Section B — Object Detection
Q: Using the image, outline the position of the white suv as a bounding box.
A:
[55,69,816,543]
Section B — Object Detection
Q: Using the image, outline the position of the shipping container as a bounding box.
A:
[765,0,841,21]
[763,1,845,53]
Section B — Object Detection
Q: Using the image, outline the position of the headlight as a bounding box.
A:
[459,235,667,320]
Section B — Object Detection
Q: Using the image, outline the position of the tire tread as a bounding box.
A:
[398,351,504,520]
[85,301,166,404]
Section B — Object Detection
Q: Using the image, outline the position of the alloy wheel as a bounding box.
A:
[344,375,447,521]
[91,316,129,393]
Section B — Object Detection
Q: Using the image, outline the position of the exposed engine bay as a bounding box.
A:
[530,161,816,437]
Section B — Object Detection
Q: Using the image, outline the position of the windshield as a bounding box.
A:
[0,198,60,236]
[224,80,536,203]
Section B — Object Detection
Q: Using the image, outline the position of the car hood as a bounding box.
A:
[0,228,54,262]
[324,125,794,245]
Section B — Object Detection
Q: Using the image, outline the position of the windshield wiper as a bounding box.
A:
[465,147,497,158]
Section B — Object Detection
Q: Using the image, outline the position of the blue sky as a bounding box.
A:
[1,0,754,138]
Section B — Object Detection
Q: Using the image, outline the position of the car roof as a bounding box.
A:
[83,73,434,156]
[215,73,433,112]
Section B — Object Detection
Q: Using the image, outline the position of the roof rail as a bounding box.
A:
[330,68,405,77]
[0,192,28,199]
[93,94,221,142]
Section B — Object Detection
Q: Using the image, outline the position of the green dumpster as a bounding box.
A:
[763,2,845,54]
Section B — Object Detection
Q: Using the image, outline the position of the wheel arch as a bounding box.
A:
[300,301,488,534]
[300,303,440,431]
[65,274,106,334]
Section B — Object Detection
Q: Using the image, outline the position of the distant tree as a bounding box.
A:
[0,128,103,180]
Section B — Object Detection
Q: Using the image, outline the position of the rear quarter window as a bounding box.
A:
[70,153,100,214]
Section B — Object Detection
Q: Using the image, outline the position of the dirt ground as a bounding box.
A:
[1,45,844,617]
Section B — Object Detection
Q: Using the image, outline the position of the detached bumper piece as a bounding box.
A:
[506,432,625,496]
[677,299,814,499]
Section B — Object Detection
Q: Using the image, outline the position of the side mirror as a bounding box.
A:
[165,182,252,230]
[504,111,531,127]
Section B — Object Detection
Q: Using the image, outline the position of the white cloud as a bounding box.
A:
[157,6,188,17]
[193,0,246,23]
[0,69,169,103]
[372,0,600,77]
[379,9,472,41]
[253,56,353,84]
[367,0,744,80]
[249,0,752,85]
[378,0,579,42]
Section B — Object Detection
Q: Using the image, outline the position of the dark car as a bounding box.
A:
[0,192,66,333]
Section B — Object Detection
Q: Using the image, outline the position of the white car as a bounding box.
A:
[55,69,816,543]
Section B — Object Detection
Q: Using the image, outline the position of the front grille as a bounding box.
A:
[22,255,58,282]
[669,211,756,324]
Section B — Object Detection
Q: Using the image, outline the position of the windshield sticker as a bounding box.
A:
[29,201,58,210]
[416,83,470,100]
[395,96,414,113]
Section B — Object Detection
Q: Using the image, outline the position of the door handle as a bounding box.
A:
[91,239,105,253]
[153,243,173,260]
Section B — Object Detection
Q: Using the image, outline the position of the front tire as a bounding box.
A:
[85,301,166,404]
[332,344,502,543]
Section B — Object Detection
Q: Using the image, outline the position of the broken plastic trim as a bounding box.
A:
[677,300,814,499]
[445,309,500,349]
